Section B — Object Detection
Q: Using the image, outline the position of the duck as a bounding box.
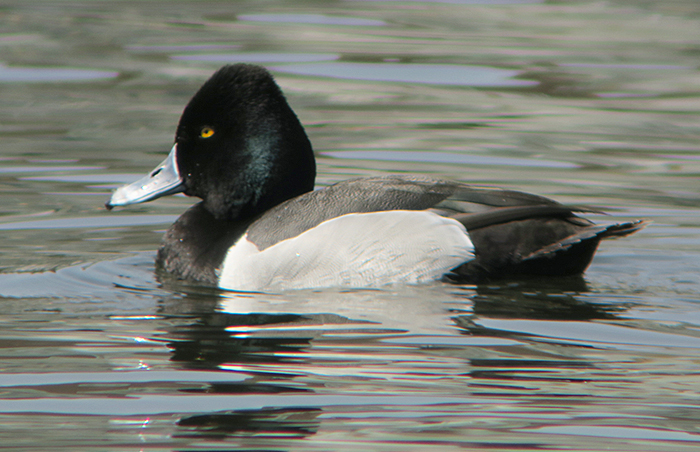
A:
[106,64,646,291]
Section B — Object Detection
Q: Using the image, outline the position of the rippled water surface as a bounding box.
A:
[1,1,700,450]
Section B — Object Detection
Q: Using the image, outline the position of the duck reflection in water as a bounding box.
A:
[157,275,628,440]
[176,407,322,440]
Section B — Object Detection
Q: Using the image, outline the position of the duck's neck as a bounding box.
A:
[157,203,253,284]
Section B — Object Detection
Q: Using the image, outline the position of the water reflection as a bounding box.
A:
[155,278,634,443]
[270,62,537,86]
[2,256,698,448]
[175,52,340,64]
[353,0,541,4]
[127,44,239,53]
[453,279,627,348]
[448,281,626,396]
[165,312,314,370]
[322,150,576,168]
[0,63,118,82]
[176,407,321,440]
[0,215,175,231]
[237,13,386,27]
[469,278,623,321]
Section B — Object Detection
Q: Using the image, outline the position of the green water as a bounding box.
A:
[1,1,700,450]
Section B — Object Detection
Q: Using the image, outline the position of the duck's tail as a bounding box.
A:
[522,219,650,262]
[597,219,650,239]
[447,219,649,283]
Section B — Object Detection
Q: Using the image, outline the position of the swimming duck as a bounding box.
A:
[106,64,646,291]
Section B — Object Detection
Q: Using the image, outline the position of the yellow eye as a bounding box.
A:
[200,126,215,138]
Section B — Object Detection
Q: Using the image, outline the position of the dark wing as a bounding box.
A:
[246,174,646,281]
[246,174,588,250]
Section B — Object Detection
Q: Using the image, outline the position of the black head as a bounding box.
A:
[174,64,315,220]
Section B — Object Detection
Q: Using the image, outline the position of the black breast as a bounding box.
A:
[157,203,252,284]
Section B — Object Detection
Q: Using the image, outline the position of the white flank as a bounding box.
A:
[218,210,474,292]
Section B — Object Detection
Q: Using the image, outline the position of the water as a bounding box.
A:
[1,0,699,450]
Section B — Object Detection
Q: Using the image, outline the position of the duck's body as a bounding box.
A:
[107,64,645,291]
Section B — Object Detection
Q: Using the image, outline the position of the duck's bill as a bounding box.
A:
[106,144,184,210]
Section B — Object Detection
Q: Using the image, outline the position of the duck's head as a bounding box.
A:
[106,64,315,220]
